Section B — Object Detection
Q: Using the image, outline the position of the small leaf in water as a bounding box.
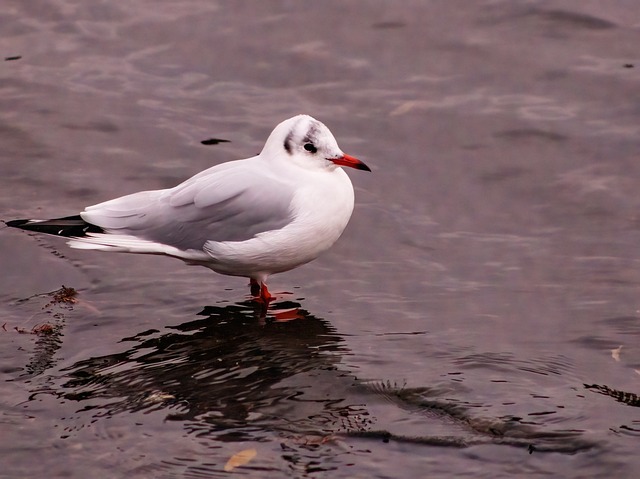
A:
[223,448,257,472]
[611,345,622,362]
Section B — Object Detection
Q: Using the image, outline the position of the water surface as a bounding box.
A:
[2,1,640,477]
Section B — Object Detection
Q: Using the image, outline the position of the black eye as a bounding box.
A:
[303,143,317,153]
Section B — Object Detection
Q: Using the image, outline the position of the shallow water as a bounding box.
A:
[2,1,640,477]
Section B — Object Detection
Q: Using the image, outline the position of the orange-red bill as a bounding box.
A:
[330,154,371,172]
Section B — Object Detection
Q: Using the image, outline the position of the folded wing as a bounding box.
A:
[79,160,296,252]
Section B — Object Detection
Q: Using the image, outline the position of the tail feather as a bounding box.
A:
[5,215,103,237]
[6,214,209,262]
[66,233,205,260]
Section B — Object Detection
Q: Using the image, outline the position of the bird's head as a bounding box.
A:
[261,115,371,173]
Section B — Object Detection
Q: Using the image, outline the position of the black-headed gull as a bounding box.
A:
[6,115,370,302]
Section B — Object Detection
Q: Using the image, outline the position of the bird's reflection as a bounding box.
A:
[59,300,369,441]
[30,297,595,456]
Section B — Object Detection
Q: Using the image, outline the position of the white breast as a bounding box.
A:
[202,168,355,280]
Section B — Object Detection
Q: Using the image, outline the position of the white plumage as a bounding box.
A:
[11,115,370,302]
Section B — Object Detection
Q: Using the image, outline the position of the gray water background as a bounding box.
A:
[2,1,640,477]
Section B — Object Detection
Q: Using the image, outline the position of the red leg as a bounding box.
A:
[249,279,273,304]
[259,282,273,303]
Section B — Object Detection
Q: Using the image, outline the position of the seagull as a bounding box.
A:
[6,115,370,303]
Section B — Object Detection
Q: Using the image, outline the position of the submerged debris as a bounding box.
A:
[14,323,58,335]
[4,285,78,336]
[585,383,640,407]
[50,285,78,305]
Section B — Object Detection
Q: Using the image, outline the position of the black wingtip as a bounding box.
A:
[5,219,30,228]
[5,215,103,237]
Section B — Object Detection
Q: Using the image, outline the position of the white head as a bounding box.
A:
[260,115,370,172]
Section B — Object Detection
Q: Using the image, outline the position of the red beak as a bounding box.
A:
[330,154,371,172]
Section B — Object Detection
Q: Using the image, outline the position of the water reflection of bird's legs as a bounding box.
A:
[270,307,305,322]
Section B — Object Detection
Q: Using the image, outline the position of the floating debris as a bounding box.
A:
[585,383,640,407]
[50,285,78,305]
[224,448,257,471]
[201,138,231,145]
[611,345,622,362]
[14,323,57,335]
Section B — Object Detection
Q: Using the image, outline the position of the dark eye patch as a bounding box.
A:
[303,143,317,153]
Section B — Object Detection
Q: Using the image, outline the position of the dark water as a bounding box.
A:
[2,1,640,477]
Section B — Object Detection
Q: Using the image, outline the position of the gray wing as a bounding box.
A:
[81,160,295,251]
